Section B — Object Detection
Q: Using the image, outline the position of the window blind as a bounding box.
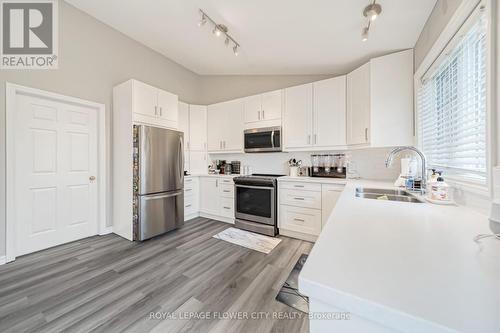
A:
[417,11,487,183]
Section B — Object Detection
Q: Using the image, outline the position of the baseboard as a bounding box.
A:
[0,256,6,265]
[279,229,317,242]
[184,212,200,221]
[199,212,235,224]
[99,226,113,235]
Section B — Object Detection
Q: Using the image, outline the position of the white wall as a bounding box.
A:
[414,0,464,69]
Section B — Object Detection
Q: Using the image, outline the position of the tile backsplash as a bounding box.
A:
[209,147,403,181]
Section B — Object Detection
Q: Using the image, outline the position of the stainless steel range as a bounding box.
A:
[234,174,285,236]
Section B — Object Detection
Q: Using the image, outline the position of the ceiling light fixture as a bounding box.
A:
[363,2,382,21]
[361,27,369,42]
[198,9,241,56]
[360,1,382,42]
[198,13,207,27]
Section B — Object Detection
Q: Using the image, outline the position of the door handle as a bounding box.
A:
[89,176,96,182]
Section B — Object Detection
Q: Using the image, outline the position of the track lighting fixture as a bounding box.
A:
[198,9,241,56]
[363,2,382,21]
[360,1,382,41]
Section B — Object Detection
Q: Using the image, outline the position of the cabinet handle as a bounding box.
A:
[204,142,207,149]
[185,189,192,192]
[223,141,226,149]
[365,128,368,142]
[219,141,222,149]
[294,185,304,188]
[187,142,190,150]
[294,197,305,200]
[307,135,311,144]
[314,134,317,144]
[186,204,192,208]
[262,110,265,119]
[159,107,163,116]
[154,106,158,116]
[185,179,192,182]
[216,179,218,187]
[258,111,261,120]
[223,206,231,210]
[223,190,230,193]
[294,218,305,222]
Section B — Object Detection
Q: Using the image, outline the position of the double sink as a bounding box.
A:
[355,187,424,203]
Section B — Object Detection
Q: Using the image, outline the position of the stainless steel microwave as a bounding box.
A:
[244,127,282,153]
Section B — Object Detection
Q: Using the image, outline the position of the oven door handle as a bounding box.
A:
[235,184,275,190]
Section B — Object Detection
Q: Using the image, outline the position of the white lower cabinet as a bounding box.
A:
[278,180,344,241]
[184,177,199,220]
[199,176,235,223]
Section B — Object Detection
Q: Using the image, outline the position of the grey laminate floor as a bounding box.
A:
[0,218,313,333]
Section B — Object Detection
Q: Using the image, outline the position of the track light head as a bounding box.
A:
[233,45,239,56]
[361,27,369,42]
[198,14,207,27]
[363,3,382,21]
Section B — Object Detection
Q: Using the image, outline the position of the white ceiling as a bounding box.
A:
[65,0,437,75]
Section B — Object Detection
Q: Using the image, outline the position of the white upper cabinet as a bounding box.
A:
[129,79,178,129]
[207,99,244,153]
[347,62,371,146]
[133,80,158,120]
[243,90,282,128]
[313,76,347,148]
[189,105,207,151]
[261,90,282,121]
[178,102,189,137]
[244,94,262,123]
[157,89,178,124]
[370,49,414,147]
[283,83,313,149]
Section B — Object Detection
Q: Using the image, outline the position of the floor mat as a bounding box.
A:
[212,227,281,254]
[276,254,309,313]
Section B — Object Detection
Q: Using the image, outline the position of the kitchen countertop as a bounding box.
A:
[299,179,500,333]
[185,173,237,178]
[278,176,348,184]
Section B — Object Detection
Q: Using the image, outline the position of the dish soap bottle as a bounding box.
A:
[430,172,449,201]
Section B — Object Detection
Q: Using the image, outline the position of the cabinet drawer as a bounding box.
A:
[279,205,321,236]
[220,184,234,198]
[280,189,321,209]
[220,197,234,218]
[280,181,321,192]
[219,178,234,185]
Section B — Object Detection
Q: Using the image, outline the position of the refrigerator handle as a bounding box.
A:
[179,136,184,183]
[141,190,183,200]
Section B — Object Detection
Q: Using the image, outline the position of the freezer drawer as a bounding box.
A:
[137,190,183,240]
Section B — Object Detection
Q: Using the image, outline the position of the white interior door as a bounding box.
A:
[14,93,99,256]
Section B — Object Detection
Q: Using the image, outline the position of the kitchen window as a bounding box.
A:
[416,6,488,185]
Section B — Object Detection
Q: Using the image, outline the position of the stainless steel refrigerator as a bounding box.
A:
[133,125,184,241]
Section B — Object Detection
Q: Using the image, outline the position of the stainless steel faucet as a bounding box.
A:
[385,146,427,194]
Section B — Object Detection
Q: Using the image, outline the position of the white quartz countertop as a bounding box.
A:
[278,176,348,184]
[186,173,237,178]
[299,179,500,333]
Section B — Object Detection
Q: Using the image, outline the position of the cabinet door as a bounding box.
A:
[261,90,282,120]
[243,94,262,123]
[157,89,179,123]
[190,151,208,174]
[313,77,346,147]
[207,103,224,151]
[189,105,207,151]
[347,62,370,145]
[200,178,219,215]
[370,49,414,147]
[283,84,313,149]
[321,184,343,227]
[222,99,244,151]
[132,80,158,119]
[178,102,189,145]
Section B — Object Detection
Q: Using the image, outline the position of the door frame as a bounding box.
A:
[5,82,108,263]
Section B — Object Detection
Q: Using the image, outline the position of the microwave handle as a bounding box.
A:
[271,130,275,149]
